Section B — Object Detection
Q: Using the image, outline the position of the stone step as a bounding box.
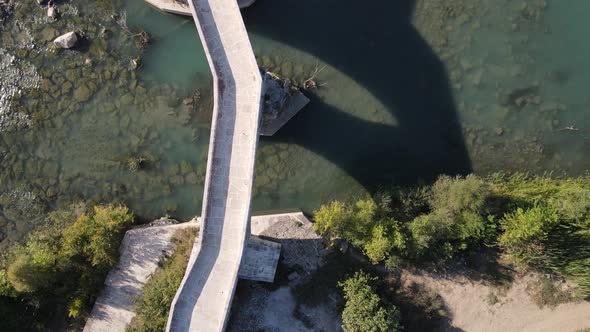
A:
[238,236,281,282]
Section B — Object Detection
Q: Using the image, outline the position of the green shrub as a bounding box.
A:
[499,206,556,263]
[313,200,351,244]
[339,272,401,332]
[547,187,590,221]
[0,269,13,296]
[3,204,134,325]
[364,223,406,264]
[429,175,490,214]
[314,195,406,264]
[312,173,590,298]
[493,175,590,298]
[68,297,85,318]
[390,186,430,222]
[127,227,197,332]
[407,175,494,259]
[6,252,54,293]
[62,205,134,269]
[407,214,449,254]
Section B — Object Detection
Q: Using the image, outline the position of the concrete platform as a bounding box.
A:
[83,213,307,332]
[83,221,198,332]
[238,236,281,282]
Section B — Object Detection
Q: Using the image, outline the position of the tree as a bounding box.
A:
[6,252,54,293]
[313,200,351,244]
[339,272,401,332]
[3,204,135,322]
[407,175,495,259]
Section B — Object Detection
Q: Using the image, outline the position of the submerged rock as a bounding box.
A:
[505,86,540,109]
[121,93,134,105]
[40,27,59,42]
[185,172,198,184]
[73,83,92,102]
[47,5,56,19]
[53,32,78,49]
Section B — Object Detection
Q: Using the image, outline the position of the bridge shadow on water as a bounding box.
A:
[244,0,471,191]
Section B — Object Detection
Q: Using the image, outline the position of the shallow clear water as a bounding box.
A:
[1,0,590,247]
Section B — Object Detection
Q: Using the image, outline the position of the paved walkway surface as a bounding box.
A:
[83,213,300,332]
[166,0,262,330]
[83,220,198,332]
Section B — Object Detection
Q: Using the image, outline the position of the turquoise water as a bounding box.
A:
[124,1,210,86]
[1,0,590,247]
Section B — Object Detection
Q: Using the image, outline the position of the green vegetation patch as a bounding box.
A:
[127,227,196,332]
[313,173,590,299]
[339,271,401,332]
[0,204,134,329]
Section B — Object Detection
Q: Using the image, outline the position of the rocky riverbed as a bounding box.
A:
[0,0,215,249]
[2,0,590,254]
[412,0,589,175]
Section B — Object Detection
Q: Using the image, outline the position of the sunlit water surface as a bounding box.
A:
[0,0,589,247]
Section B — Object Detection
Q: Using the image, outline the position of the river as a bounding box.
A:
[0,0,588,248]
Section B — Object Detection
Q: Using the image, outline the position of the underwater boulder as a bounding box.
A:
[53,31,78,49]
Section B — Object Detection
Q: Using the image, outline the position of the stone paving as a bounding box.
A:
[83,214,294,331]
[83,220,198,332]
[165,0,263,330]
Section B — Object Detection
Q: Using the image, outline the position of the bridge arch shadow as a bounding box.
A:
[244,0,471,191]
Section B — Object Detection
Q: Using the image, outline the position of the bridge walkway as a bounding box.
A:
[165,0,262,329]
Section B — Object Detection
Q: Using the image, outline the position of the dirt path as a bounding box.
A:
[402,271,590,332]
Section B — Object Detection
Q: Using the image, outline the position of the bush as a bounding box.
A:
[313,200,352,245]
[314,196,406,264]
[6,252,54,293]
[0,269,13,296]
[407,214,451,257]
[364,224,397,264]
[62,205,135,269]
[339,272,401,332]
[498,206,556,263]
[313,174,590,298]
[429,175,490,215]
[3,204,134,326]
[127,228,197,332]
[313,176,495,263]
[407,175,494,259]
[495,177,590,298]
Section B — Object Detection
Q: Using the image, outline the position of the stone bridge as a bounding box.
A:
[165,0,264,330]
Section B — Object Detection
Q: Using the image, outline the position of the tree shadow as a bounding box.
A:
[244,0,471,189]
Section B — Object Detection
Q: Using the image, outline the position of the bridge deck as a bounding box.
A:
[165,0,262,330]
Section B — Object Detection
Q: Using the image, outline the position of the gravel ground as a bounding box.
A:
[228,214,342,332]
